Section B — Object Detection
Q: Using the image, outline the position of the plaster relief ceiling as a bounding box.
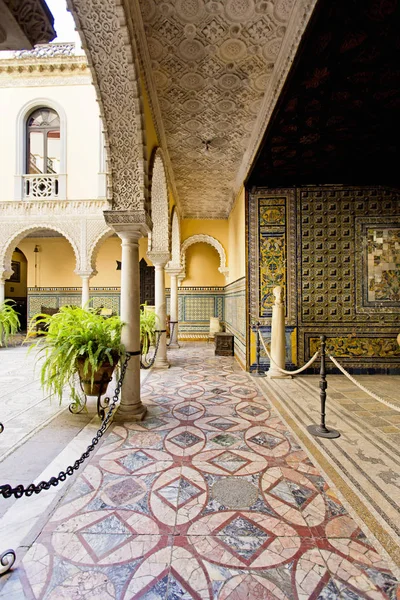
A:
[137,0,304,218]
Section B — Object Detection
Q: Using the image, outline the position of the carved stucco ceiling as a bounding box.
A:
[137,0,303,218]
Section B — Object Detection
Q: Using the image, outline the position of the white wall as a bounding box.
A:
[0,78,102,201]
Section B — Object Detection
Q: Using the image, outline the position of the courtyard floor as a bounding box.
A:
[0,343,399,599]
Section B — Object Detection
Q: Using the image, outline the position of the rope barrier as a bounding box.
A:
[328,354,400,414]
[258,330,320,375]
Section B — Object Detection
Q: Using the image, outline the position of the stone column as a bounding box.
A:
[104,212,151,422]
[112,229,147,420]
[0,278,5,305]
[0,270,13,305]
[75,271,94,308]
[147,252,170,368]
[165,266,181,348]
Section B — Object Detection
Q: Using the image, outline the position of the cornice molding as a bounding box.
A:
[233,0,318,206]
[0,54,88,75]
[0,199,111,215]
[123,0,182,216]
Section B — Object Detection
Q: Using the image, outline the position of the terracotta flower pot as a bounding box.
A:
[77,357,118,396]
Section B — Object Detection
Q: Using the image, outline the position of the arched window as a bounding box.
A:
[26,107,61,175]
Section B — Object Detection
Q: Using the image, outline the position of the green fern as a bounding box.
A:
[27,305,124,404]
[140,303,158,356]
[0,300,20,347]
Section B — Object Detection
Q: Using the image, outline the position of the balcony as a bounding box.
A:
[23,174,59,199]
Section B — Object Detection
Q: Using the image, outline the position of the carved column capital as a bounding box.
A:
[75,270,96,280]
[147,251,171,268]
[165,264,183,276]
[104,210,151,240]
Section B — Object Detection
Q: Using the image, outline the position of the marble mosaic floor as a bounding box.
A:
[1,344,399,599]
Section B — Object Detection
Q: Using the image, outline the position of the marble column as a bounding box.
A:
[112,229,147,421]
[104,212,151,422]
[0,270,12,305]
[147,252,170,368]
[75,271,93,308]
[165,266,181,349]
[0,278,5,305]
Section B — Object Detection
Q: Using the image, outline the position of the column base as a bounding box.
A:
[267,369,292,379]
[153,358,170,369]
[113,404,147,423]
[168,342,180,349]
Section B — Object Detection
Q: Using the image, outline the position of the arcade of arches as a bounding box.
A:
[0,0,399,596]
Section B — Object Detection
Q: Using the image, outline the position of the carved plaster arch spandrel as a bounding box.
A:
[180,234,229,281]
[167,208,182,270]
[0,223,81,278]
[67,0,148,214]
[148,148,170,254]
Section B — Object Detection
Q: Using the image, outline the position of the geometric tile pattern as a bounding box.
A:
[4,344,399,599]
[28,287,121,318]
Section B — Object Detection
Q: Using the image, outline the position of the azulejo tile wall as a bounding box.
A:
[248,186,400,372]
[166,287,225,340]
[27,287,120,319]
[248,189,296,372]
[224,277,246,367]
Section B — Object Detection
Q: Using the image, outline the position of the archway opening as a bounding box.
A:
[183,243,225,287]
[5,248,28,331]
[8,229,79,325]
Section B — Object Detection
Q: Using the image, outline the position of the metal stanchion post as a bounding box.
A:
[252,322,265,377]
[307,335,340,439]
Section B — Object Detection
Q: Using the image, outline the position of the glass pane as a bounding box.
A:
[47,130,60,173]
[29,131,44,173]
[28,108,60,128]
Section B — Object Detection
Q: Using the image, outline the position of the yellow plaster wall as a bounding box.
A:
[90,236,152,287]
[14,235,153,289]
[183,243,225,287]
[181,219,229,250]
[91,237,121,287]
[228,186,246,283]
[5,250,27,298]
[180,219,229,288]
[141,78,159,163]
[17,238,80,287]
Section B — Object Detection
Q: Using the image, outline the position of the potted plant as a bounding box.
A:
[140,303,158,357]
[0,299,20,347]
[27,305,124,405]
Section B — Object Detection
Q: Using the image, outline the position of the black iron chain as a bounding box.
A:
[140,329,165,370]
[0,353,132,500]
[166,321,178,348]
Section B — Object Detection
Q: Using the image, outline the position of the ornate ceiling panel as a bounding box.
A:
[136,0,312,218]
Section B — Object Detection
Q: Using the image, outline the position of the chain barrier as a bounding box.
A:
[0,353,132,500]
[328,354,400,414]
[140,330,165,370]
[167,321,179,348]
[258,329,320,375]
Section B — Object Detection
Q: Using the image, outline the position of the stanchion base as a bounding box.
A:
[251,371,265,377]
[307,424,341,439]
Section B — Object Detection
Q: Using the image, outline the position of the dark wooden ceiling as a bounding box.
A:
[247,0,400,188]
